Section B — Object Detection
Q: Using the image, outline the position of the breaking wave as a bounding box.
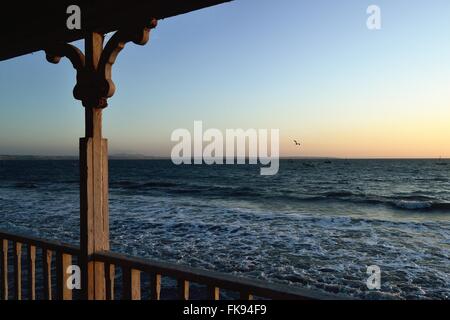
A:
[1,159,450,299]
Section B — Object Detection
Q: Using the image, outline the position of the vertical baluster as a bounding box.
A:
[240,291,253,300]
[63,254,73,300]
[130,269,141,300]
[122,267,141,300]
[13,242,22,300]
[150,273,161,300]
[178,280,189,300]
[27,245,36,300]
[1,239,8,300]
[56,252,72,300]
[207,286,220,300]
[105,263,115,300]
[43,249,53,300]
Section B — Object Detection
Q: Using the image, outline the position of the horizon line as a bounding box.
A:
[1,154,449,161]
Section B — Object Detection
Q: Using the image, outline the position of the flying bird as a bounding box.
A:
[293,140,301,146]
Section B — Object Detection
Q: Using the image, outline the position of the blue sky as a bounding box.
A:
[1,0,450,157]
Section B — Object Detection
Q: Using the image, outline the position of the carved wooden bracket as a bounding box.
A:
[45,19,158,108]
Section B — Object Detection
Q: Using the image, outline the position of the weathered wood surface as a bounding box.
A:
[56,252,73,300]
[43,249,53,300]
[122,267,141,300]
[27,245,36,300]
[79,33,110,300]
[14,242,22,300]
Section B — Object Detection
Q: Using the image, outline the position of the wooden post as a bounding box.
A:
[80,32,110,300]
[45,21,156,301]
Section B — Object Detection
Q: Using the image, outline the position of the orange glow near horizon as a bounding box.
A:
[281,117,450,159]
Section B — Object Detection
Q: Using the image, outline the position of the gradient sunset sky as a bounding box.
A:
[1,0,450,158]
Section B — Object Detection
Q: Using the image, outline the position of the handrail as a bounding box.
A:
[0,230,80,256]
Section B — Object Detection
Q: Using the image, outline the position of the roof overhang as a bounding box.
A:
[0,0,231,61]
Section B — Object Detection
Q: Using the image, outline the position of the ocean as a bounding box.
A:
[0,159,449,299]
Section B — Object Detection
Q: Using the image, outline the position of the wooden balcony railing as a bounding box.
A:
[0,231,79,300]
[1,230,336,300]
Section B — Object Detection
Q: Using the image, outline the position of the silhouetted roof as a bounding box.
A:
[0,0,230,61]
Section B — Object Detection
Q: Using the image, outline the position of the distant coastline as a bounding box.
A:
[0,154,167,161]
[1,155,448,161]
[0,155,334,161]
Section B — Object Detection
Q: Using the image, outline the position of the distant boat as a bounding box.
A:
[324,160,332,164]
[436,158,448,166]
[302,162,315,168]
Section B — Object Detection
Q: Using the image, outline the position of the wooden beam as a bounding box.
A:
[80,133,109,300]
[80,32,110,301]
[0,1,232,61]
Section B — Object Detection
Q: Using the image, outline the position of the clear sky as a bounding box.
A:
[1,0,450,158]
